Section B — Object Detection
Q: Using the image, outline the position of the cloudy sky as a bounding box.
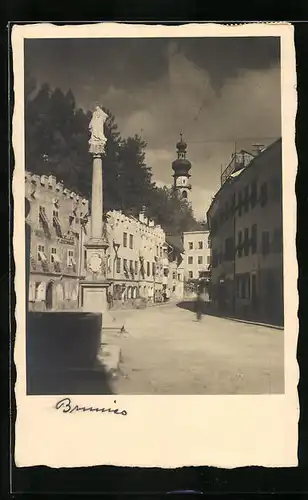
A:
[25,36,281,219]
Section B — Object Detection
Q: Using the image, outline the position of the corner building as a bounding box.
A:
[207,138,283,326]
[85,210,167,305]
[25,172,89,311]
[182,230,211,282]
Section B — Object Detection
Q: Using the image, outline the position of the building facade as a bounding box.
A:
[207,138,283,326]
[82,209,167,306]
[25,174,185,311]
[25,172,89,311]
[165,235,185,300]
[182,230,211,283]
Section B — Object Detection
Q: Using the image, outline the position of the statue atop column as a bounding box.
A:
[89,106,109,155]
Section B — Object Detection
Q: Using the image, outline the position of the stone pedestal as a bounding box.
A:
[80,280,116,329]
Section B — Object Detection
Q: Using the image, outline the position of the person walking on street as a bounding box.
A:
[195,288,203,321]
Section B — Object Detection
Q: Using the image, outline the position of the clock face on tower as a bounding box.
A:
[89,253,102,273]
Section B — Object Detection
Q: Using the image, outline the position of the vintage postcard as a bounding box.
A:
[12,22,298,469]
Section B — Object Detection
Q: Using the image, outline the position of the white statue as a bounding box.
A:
[89,106,108,154]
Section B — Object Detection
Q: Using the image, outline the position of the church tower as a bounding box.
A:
[172,134,192,201]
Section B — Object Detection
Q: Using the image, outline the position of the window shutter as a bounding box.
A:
[29,282,36,301]
[37,282,46,301]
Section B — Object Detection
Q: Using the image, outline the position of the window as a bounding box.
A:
[53,210,59,218]
[238,231,243,258]
[271,177,281,202]
[244,185,249,212]
[188,271,193,279]
[262,231,270,255]
[225,201,229,220]
[198,241,203,249]
[178,273,181,281]
[147,261,150,276]
[231,193,236,214]
[152,262,156,276]
[67,249,75,267]
[129,260,134,274]
[207,255,211,265]
[116,257,121,273]
[172,271,176,279]
[129,234,133,249]
[84,249,87,269]
[123,232,128,247]
[188,241,193,250]
[39,205,49,229]
[50,247,57,263]
[236,274,250,299]
[123,258,128,274]
[212,250,218,268]
[238,192,243,216]
[260,182,268,207]
[251,224,257,254]
[225,237,234,261]
[198,256,203,265]
[37,244,45,260]
[244,228,249,256]
[251,179,257,208]
[272,227,283,253]
[188,256,193,265]
[163,268,168,277]
[135,260,138,274]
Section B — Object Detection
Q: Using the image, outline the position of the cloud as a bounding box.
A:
[97,47,280,218]
[27,39,281,219]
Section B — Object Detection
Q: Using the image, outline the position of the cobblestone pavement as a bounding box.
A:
[108,302,284,395]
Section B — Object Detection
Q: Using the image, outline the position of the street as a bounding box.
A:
[108,301,284,395]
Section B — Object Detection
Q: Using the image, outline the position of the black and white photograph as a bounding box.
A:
[12,23,298,469]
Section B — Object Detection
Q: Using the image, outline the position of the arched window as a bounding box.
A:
[182,190,187,199]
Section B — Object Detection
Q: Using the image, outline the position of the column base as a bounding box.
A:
[79,281,122,333]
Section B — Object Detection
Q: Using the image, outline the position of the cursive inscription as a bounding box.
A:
[55,397,128,416]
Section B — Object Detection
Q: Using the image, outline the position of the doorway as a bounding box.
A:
[46,281,54,310]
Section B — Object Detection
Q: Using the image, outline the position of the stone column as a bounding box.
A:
[79,107,118,332]
[91,154,103,242]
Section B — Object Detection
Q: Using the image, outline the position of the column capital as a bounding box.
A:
[89,142,106,156]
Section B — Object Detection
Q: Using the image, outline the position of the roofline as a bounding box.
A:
[183,230,209,235]
[206,137,282,216]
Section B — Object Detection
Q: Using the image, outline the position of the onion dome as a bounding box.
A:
[176,135,187,151]
[172,133,191,176]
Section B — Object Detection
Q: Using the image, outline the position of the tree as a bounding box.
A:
[25,80,201,235]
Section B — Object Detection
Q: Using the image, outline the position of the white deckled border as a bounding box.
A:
[12,22,298,469]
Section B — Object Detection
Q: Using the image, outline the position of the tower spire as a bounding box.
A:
[171,134,192,202]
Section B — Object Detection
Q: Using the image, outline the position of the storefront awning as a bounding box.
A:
[38,251,47,262]
[53,253,61,263]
